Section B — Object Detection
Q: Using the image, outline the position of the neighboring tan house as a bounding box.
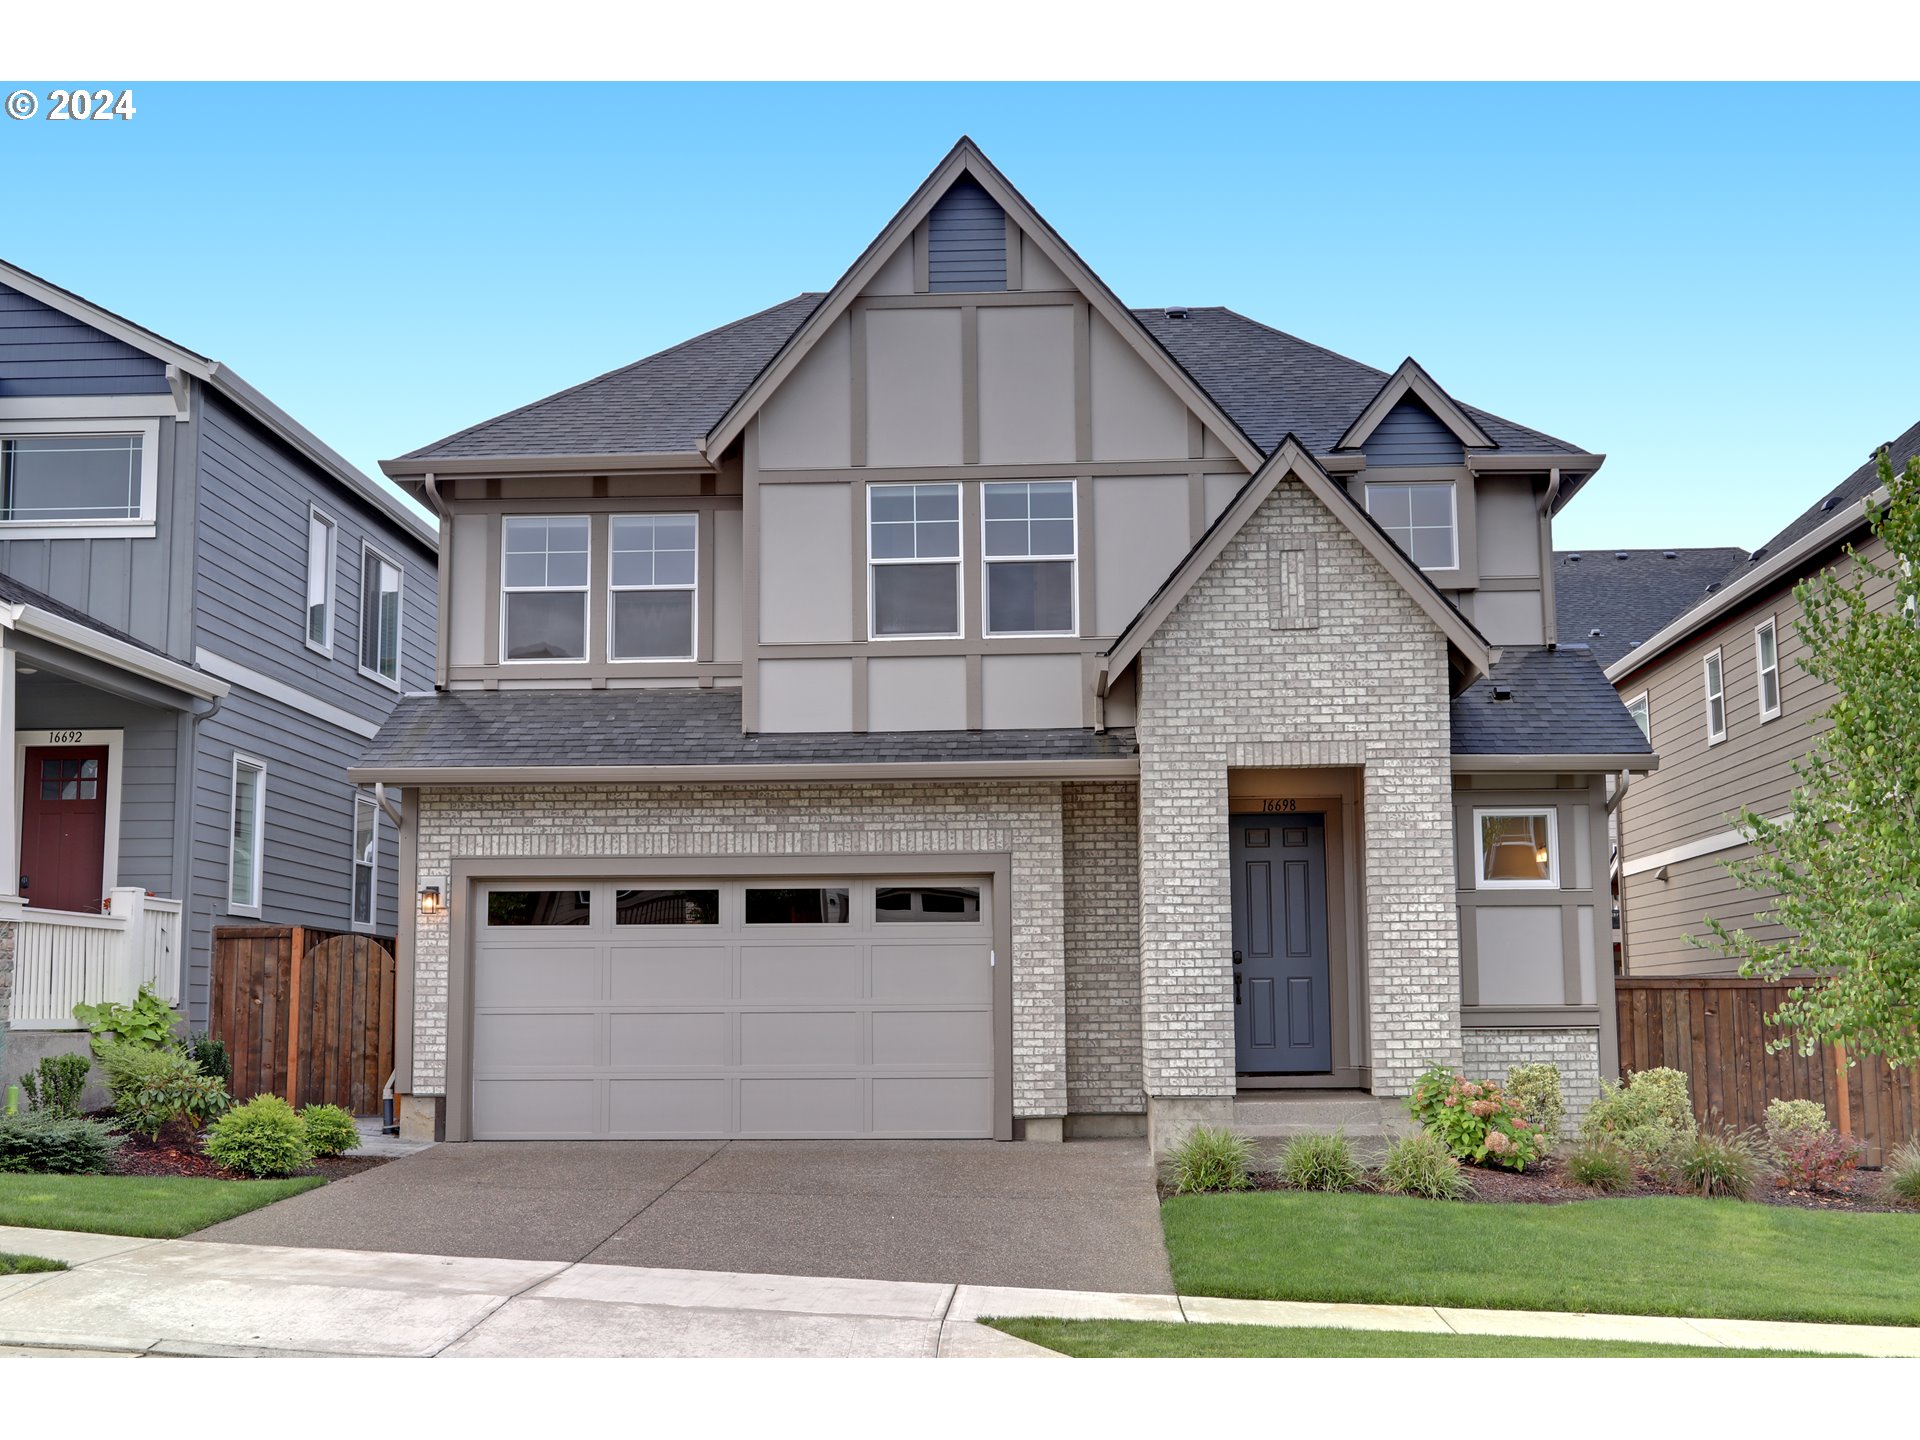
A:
[0,261,438,1089]
[1599,418,1920,975]
[357,139,1653,1150]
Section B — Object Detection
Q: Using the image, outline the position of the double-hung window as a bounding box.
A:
[1474,808,1558,889]
[359,544,404,685]
[1626,691,1650,742]
[351,793,378,929]
[501,517,588,662]
[610,514,697,660]
[983,481,1076,635]
[229,756,266,913]
[1754,617,1781,721]
[1703,648,1727,744]
[1364,481,1457,570]
[306,508,337,654]
[869,483,960,638]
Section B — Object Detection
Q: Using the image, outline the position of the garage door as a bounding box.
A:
[469,875,998,1139]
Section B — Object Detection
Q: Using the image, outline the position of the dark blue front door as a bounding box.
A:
[1231,812,1333,1073]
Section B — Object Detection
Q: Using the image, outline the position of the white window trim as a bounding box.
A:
[1754,616,1781,722]
[1703,646,1726,745]
[12,729,125,905]
[0,417,161,538]
[350,791,378,932]
[866,483,963,642]
[228,754,266,918]
[1364,478,1459,572]
[498,516,590,666]
[981,481,1079,639]
[607,512,698,663]
[358,539,406,690]
[305,504,338,658]
[1626,690,1650,743]
[1473,806,1561,890]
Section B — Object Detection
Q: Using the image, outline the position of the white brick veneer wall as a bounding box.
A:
[1464,1027,1604,1134]
[1063,781,1142,1114]
[1135,477,1463,1101]
[411,781,1068,1118]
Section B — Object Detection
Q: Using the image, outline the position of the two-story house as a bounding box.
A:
[357,140,1652,1150]
[0,261,437,1089]
[1591,419,1919,975]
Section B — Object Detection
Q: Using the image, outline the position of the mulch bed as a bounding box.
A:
[104,1124,393,1183]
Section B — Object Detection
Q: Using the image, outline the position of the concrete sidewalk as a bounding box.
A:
[0,1225,1912,1358]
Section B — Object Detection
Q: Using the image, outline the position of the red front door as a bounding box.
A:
[20,745,108,913]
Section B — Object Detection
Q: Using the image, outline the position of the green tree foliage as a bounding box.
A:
[1702,447,1920,1063]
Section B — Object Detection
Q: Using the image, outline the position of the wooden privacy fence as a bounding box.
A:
[211,926,396,1116]
[1616,976,1920,1166]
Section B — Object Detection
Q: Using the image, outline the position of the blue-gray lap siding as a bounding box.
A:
[1362,397,1465,467]
[927,179,1007,292]
[0,283,170,397]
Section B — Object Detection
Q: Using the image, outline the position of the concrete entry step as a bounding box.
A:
[1231,1092,1416,1165]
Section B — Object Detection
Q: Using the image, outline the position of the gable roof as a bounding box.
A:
[1451,644,1655,766]
[1552,546,1748,669]
[1336,357,1494,452]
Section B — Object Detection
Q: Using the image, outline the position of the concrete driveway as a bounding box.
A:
[193,1138,1172,1294]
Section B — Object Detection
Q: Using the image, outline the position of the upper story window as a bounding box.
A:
[984,481,1076,635]
[869,483,960,638]
[610,514,696,660]
[501,516,587,663]
[359,543,405,687]
[0,427,154,529]
[1754,617,1781,721]
[1365,480,1457,570]
[306,507,337,655]
[1627,691,1650,742]
[1475,808,1559,889]
[1703,647,1726,744]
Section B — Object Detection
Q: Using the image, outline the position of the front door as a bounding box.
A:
[20,745,109,913]
[1231,811,1332,1073]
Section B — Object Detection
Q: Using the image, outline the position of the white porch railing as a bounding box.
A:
[2,888,184,1030]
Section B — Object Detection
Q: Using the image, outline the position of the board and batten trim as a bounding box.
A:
[193,648,383,740]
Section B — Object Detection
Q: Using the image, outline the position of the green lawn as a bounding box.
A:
[0,1174,324,1239]
[988,1318,1842,1359]
[1162,1192,1920,1328]
[0,1253,68,1275]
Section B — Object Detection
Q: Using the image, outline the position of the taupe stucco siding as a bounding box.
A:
[1063,781,1142,1115]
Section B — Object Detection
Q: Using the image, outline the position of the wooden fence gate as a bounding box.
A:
[211,925,396,1116]
[1616,976,1919,1166]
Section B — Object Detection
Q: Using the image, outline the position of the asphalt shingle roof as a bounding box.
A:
[1552,547,1748,669]
[0,569,167,658]
[356,687,1139,771]
[1451,645,1653,757]
[1720,416,1920,584]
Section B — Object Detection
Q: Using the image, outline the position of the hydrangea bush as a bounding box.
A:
[1409,1066,1543,1171]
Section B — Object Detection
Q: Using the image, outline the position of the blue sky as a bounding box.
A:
[3,82,1913,548]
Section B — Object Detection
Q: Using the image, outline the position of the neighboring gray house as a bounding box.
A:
[0,260,437,1086]
[357,139,1652,1150]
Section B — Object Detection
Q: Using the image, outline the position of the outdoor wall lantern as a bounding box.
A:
[419,883,443,915]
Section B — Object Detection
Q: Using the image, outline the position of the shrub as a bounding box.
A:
[188,1032,232,1087]
[300,1104,360,1158]
[1278,1131,1364,1192]
[1774,1128,1862,1192]
[1166,1126,1255,1194]
[1579,1067,1696,1166]
[1881,1140,1920,1209]
[0,1113,123,1175]
[1504,1064,1565,1155]
[1411,1071,1543,1171]
[100,1044,230,1142]
[72,983,179,1054]
[1763,1097,1828,1152]
[1675,1128,1761,1200]
[1564,1140,1634,1193]
[1378,1131,1472,1200]
[18,1053,91,1118]
[205,1095,313,1177]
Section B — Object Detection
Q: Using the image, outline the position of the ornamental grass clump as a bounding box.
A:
[1563,1139,1633,1193]
[1879,1140,1920,1209]
[1408,1066,1542,1171]
[1675,1127,1762,1200]
[1166,1126,1255,1194]
[1277,1131,1364,1192]
[1377,1130,1471,1200]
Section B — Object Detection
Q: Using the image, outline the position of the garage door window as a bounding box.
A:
[487,889,591,926]
[745,886,850,924]
[616,887,719,925]
[876,884,980,922]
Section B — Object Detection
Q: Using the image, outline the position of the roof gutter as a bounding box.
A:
[349,757,1142,786]
[1606,486,1886,683]
[1451,751,1659,774]
[1,604,229,703]
[381,451,713,480]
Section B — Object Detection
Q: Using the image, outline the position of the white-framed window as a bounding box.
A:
[350,792,378,930]
[868,483,961,639]
[1627,691,1650,742]
[228,755,266,914]
[609,513,697,660]
[499,516,589,663]
[983,481,1077,636]
[1474,807,1559,889]
[1703,647,1727,744]
[358,542,405,687]
[1365,480,1458,570]
[305,506,337,655]
[0,418,160,535]
[1754,616,1781,721]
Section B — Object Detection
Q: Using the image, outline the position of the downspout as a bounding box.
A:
[373,781,405,830]
[1605,767,1631,814]
[1537,468,1562,646]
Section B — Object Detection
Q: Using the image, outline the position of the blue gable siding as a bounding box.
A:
[1363,397,1464,467]
[0,283,170,396]
[927,179,1006,292]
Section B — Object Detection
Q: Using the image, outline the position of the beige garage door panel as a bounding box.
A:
[471,876,996,1140]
